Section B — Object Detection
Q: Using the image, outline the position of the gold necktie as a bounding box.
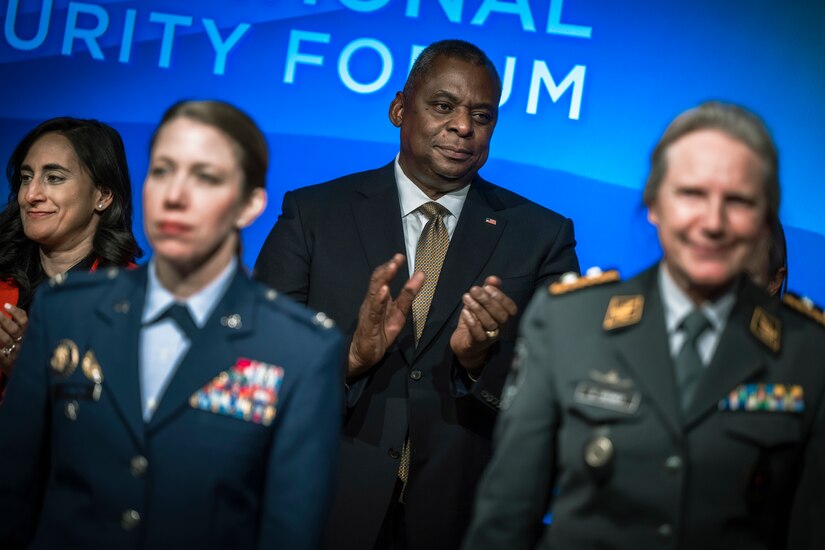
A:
[410,202,450,344]
[398,202,450,491]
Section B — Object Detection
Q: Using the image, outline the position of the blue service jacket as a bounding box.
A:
[0,265,343,550]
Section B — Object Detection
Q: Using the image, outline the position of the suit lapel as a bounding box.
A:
[147,270,255,432]
[608,267,683,441]
[683,279,769,427]
[350,163,414,363]
[350,163,407,284]
[93,267,147,448]
[414,178,506,357]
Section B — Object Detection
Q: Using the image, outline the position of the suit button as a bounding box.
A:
[121,509,141,531]
[410,370,422,381]
[130,455,148,477]
[388,448,401,459]
[665,455,682,473]
[657,523,673,539]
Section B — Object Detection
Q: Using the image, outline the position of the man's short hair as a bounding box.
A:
[643,101,780,224]
[403,39,502,102]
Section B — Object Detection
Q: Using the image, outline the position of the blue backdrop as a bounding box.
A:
[2,0,824,303]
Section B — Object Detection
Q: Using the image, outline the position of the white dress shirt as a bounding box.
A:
[139,257,237,420]
[394,155,469,276]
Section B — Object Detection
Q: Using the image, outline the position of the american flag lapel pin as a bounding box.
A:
[485,217,497,226]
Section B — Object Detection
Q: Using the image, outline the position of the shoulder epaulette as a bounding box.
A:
[47,267,121,290]
[256,284,336,331]
[782,292,825,328]
[549,268,620,296]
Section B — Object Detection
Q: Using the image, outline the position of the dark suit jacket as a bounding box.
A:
[254,162,580,549]
[464,265,825,549]
[0,265,343,550]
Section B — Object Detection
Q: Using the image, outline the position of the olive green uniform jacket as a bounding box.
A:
[464,265,825,550]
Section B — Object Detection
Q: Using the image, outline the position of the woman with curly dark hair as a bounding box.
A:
[0,117,142,380]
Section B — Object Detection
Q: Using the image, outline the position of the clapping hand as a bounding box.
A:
[348,254,426,379]
[450,276,518,373]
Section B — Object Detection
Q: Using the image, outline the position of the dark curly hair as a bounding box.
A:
[0,117,143,306]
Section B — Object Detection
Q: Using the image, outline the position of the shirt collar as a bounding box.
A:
[394,154,469,220]
[142,256,238,328]
[659,262,737,334]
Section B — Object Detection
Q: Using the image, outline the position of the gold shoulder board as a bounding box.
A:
[782,292,825,328]
[549,268,620,296]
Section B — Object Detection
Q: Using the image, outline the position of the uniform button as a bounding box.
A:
[388,448,401,459]
[64,400,79,421]
[665,455,682,473]
[657,523,673,539]
[121,509,141,531]
[584,436,614,469]
[130,455,148,477]
[410,370,422,381]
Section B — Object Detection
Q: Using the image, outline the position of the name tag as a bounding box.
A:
[574,381,641,414]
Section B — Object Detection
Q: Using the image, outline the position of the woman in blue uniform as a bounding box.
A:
[0,100,343,549]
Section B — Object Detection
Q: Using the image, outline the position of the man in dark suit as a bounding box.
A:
[254,39,579,549]
[463,102,825,549]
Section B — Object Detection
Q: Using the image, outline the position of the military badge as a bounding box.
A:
[220,314,242,329]
[749,307,781,353]
[81,350,104,401]
[574,381,641,414]
[50,339,79,377]
[189,358,284,426]
[81,350,104,384]
[719,383,804,413]
[603,295,644,331]
[589,369,633,389]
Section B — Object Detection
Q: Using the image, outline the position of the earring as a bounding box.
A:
[97,203,104,210]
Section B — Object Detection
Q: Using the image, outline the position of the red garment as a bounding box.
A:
[0,279,19,318]
[0,280,19,397]
[0,261,136,398]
